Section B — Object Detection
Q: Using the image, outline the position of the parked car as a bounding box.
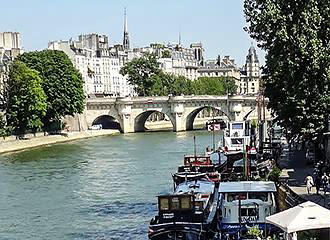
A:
[89,124,102,130]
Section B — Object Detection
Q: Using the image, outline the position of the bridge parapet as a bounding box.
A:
[84,95,271,133]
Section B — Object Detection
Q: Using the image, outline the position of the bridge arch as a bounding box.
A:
[134,110,175,132]
[92,115,122,132]
[243,108,256,121]
[185,106,231,131]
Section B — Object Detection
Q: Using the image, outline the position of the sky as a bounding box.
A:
[1,0,265,66]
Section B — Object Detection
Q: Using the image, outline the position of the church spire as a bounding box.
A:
[178,31,181,46]
[123,7,130,50]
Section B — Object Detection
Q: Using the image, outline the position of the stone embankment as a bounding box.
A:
[0,130,120,154]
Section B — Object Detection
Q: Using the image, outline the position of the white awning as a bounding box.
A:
[266,201,330,233]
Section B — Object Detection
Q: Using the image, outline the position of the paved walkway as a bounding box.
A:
[280,148,330,208]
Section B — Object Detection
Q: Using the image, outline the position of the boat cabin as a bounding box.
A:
[157,194,203,223]
[218,181,277,234]
[227,121,250,138]
[221,121,252,152]
[184,155,212,166]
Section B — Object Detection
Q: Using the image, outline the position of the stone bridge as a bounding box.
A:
[75,95,271,133]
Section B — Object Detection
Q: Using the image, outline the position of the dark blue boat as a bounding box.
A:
[148,174,219,240]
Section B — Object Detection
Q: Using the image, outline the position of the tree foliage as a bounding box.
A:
[244,0,330,138]
[5,61,47,135]
[120,54,238,97]
[149,73,193,96]
[120,54,161,96]
[18,50,85,131]
[193,77,237,95]
[0,113,11,139]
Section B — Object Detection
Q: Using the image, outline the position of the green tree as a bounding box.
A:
[18,50,85,132]
[150,73,193,96]
[192,77,237,95]
[161,50,171,58]
[120,54,161,96]
[149,73,167,96]
[5,61,47,136]
[244,0,330,139]
[0,114,9,139]
[171,75,194,96]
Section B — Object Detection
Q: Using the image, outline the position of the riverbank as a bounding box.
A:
[0,129,120,154]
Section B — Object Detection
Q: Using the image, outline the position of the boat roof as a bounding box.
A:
[175,179,214,194]
[219,181,276,193]
[233,159,257,167]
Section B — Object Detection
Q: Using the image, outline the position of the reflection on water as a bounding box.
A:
[0,130,218,240]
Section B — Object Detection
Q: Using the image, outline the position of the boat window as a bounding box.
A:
[232,123,243,129]
[194,200,204,211]
[241,208,258,216]
[231,138,244,145]
[159,198,169,210]
[248,192,268,202]
[227,193,247,202]
[170,197,180,210]
[180,196,191,209]
[247,153,257,161]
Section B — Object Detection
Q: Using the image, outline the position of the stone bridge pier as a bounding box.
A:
[82,95,271,133]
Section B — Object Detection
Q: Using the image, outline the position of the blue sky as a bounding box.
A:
[1,0,265,66]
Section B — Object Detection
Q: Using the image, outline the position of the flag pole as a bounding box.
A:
[194,134,197,160]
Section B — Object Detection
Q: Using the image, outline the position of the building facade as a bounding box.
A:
[48,33,134,97]
[197,55,240,86]
[239,45,261,95]
[0,32,24,107]
[131,42,202,80]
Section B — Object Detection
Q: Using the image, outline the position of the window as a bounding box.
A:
[160,198,169,210]
[227,193,247,202]
[241,208,258,217]
[231,138,244,145]
[249,192,268,202]
[232,123,243,129]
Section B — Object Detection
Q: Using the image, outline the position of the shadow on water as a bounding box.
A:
[72,201,156,240]
[0,141,88,164]
[69,228,146,240]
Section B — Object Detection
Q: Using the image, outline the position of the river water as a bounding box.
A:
[0,130,222,240]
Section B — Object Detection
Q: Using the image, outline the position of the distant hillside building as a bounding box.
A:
[239,45,260,95]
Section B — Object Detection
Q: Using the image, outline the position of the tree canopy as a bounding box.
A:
[18,50,85,131]
[150,73,193,96]
[244,0,330,139]
[120,54,238,97]
[5,61,47,135]
[120,54,161,96]
[193,77,238,95]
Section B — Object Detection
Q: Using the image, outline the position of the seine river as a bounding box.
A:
[0,130,222,240]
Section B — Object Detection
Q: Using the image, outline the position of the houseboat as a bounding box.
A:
[148,174,219,240]
[177,154,220,182]
[217,181,277,239]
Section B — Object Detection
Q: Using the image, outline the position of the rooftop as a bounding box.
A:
[219,181,276,193]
